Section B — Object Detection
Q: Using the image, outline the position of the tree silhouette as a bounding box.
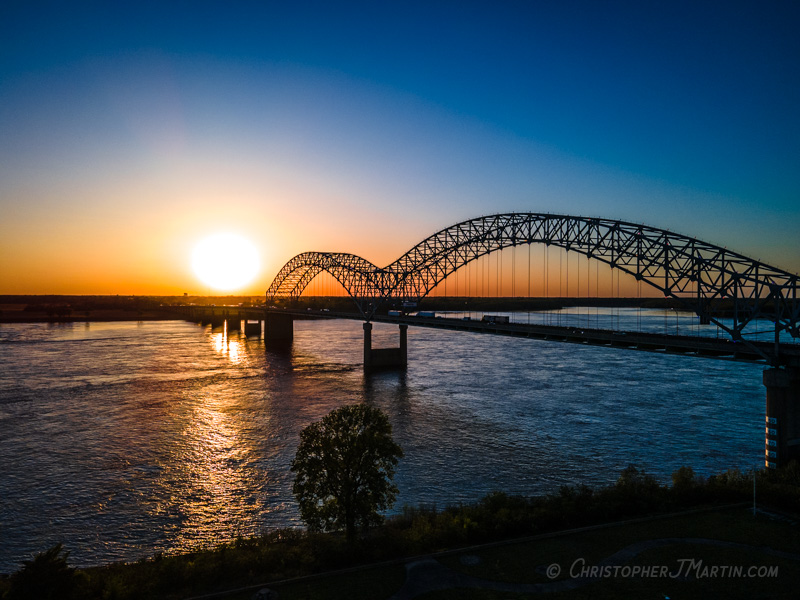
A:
[6,544,77,600]
[291,404,403,542]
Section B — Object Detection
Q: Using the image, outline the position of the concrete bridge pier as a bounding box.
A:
[763,367,800,468]
[244,320,262,338]
[265,312,294,343]
[696,299,711,325]
[226,314,241,332]
[363,322,407,370]
[197,308,214,326]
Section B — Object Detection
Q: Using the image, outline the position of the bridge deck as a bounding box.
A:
[187,306,800,367]
[369,312,797,366]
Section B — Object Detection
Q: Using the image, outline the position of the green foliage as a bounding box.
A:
[4,544,77,600]
[671,465,697,489]
[615,464,660,492]
[291,404,404,542]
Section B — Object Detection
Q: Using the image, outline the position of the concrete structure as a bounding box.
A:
[244,320,262,337]
[265,312,294,342]
[209,311,225,328]
[763,367,800,468]
[226,314,241,331]
[363,322,407,370]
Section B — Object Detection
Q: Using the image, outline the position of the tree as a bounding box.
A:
[6,544,77,600]
[291,404,404,542]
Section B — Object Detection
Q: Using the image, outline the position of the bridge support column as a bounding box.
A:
[209,311,225,328]
[363,322,407,370]
[244,320,262,337]
[763,367,800,468]
[363,322,372,367]
[400,324,408,366]
[697,299,711,325]
[226,314,241,332]
[265,312,293,342]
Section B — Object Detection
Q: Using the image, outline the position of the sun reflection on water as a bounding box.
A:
[226,338,242,364]
[158,389,271,554]
[210,332,244,364]
[148,329,273,554]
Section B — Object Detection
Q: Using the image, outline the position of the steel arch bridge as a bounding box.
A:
[267,213,799,361]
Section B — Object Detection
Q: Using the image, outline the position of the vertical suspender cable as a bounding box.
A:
[559,249,563,326]
[512,244,516,299]
[636,272,641,330]
[596,257,599,328]
[616,265,619,330]
[545,243,549,324]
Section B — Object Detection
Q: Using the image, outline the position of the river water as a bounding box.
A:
[0,312,767,572]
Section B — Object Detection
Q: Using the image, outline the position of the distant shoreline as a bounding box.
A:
[0,309,178,324]
[0,294,694,325]
[0,295,260,324]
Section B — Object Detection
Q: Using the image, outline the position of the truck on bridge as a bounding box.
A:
[482,315,510,324]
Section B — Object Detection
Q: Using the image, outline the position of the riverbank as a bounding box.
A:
[217,504,799,600]
[2,465,797,599]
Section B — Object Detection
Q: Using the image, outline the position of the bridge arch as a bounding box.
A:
[267,213,799,350]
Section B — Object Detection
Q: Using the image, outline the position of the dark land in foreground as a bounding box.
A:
[1,294,700,324]
[2,465,798,600]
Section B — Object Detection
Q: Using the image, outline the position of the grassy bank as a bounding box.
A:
[2,464,798,599]
[257,505,800,600]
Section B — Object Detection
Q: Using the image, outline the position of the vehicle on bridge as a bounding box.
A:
[482,315,510,324]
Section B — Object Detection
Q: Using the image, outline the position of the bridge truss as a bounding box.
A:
[266,213,799,364]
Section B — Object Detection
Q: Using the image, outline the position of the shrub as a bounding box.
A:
[5,544,77,600]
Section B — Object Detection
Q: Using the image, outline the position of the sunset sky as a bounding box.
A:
[1,1,798,295]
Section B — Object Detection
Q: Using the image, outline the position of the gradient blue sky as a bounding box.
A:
[1,0,798,293]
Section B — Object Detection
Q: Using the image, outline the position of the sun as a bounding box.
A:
[191,232,260,291]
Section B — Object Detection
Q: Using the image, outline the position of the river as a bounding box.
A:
[0,312,767,572]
